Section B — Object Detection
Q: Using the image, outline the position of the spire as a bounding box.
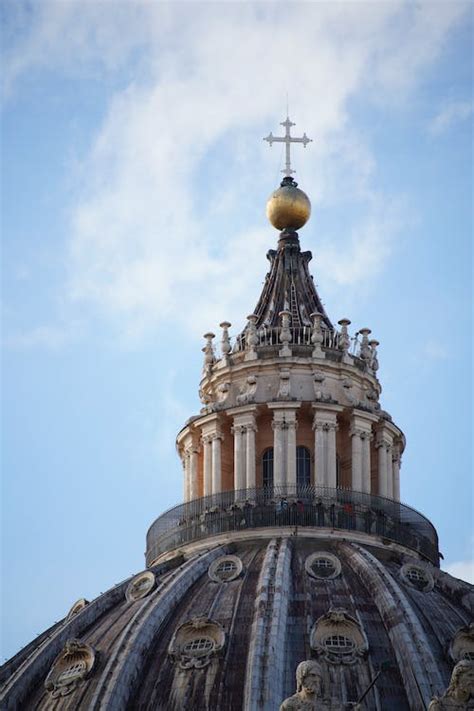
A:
[250,233,333,330]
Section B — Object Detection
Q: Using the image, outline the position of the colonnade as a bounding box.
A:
[179,405,402,503]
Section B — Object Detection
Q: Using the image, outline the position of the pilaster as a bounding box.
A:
[312,404,343,489]
[268,403,301,488]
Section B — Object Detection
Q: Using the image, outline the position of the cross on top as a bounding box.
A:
[263,116,312,177]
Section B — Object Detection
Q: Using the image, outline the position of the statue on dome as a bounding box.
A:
[429,660,474,709]
[280,660,331,710]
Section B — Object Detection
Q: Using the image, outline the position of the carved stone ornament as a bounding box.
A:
[44,639,95,699]
[310,608,368,665]
[280,660,332,711]
[305,552,341,581]
[428,660,474,709]
[168,617,225,670]
[125,571,156,602]
[236,375,258,406]
[66,598,89,620]
[450,623,474,663]
[278,368,292,400]
[208,555,243,583]
[400,562,434,593]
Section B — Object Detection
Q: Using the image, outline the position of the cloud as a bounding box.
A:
[429,99,473,136]
[4,321,84,350]
[2,2,470,343]
[444,560,474,584]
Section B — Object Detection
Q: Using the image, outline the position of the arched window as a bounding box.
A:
[262,448,274,489]
[296,446,311,490]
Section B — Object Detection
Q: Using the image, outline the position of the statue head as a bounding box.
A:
[447,659,474,702]
[296,660,323,699]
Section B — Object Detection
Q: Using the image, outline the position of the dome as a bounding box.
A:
[266,177,311,231]
[2,531,473,710]
[2,121,473,711]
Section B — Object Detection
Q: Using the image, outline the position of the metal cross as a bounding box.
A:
[263,116,312,177]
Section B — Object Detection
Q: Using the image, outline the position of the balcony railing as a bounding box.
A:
[145,486,439,567]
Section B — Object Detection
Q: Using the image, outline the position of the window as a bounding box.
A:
[296,446,311,489]
[406,567,429,591]
[57,662,87,684]
[305,552,341,580]
[400,563,434,592]
[324,635,355,655]
[262,448,274,489]
[311,558,336,578]
[183,638,215,656]
[215,560,238,579]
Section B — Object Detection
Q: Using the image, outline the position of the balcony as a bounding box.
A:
[145,486,439,567]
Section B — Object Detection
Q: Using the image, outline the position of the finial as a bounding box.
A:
[219,322,232,360]
[279,310,292,357]
[263,115,312,177]
[202,332,216,376]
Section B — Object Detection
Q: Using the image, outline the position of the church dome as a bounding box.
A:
[2,118,473,711]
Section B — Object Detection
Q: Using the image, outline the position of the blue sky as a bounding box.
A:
[1,1,472,661]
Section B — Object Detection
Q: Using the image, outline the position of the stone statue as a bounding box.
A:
[429,660,474,709]
[280,660,330,710]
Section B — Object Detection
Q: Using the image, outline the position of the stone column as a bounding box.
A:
[202,434,213,498]
[272,418,286,487]
[350,412,377,493]
[361,432,373,494]
[326,422,338,489]
[189,446,199,501]
[183,449,191,502]
[286,417,298,487]
[392,444,401,501]
[211,433,222,495]
[228,406,259,496]
[350,428,363,492]
[246,424,257,490]
[232,424,246,494]
[376,425,394,498]
[312,406,342,490]
[313,422,326,486]
[268,404,301,490]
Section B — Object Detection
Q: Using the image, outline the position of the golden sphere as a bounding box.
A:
[266,179,311,231]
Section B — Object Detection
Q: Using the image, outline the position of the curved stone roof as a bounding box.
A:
[2,532,473,710]
[250,231,333,330]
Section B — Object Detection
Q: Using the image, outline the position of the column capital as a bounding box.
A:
[231,424,247,436]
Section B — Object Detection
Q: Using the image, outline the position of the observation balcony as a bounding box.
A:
[145,486,439,567]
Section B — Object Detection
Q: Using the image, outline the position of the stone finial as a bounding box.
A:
[279,310,292,357]
[246,314,259,361]
[338,318,351,363]
[280,660,326,710]
[310,311,324,359]
[219,321,232,360]
[202,332,216,376]
[368,339,379,373]
[358,328,372,361]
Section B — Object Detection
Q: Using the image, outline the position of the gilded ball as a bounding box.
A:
[266,182,311,231]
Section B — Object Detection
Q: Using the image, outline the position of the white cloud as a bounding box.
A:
[444,560,474,584]
[2,1,470,343]
[4,321,84,350]
[429,99,474,136]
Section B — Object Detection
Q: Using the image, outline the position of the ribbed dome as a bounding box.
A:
[2,533,473,710]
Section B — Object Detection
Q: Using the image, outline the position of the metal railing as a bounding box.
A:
[145,486,439,567]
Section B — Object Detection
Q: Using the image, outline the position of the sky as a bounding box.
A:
[1,0,472,662]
